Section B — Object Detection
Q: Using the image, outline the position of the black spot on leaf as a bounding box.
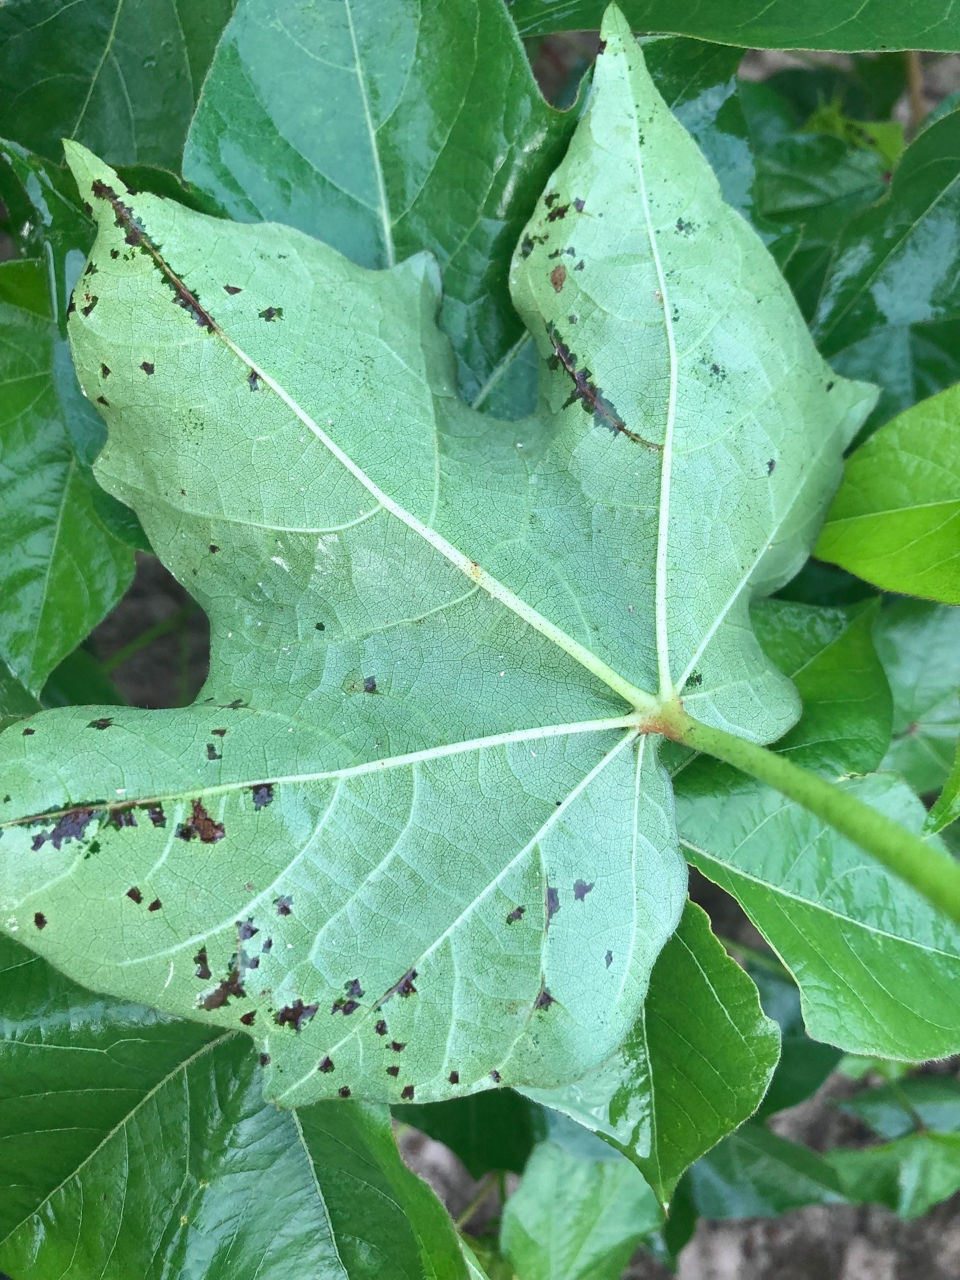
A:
[88,717,113,731]
[547,203,569,221]
[274,895,292,916]
[239,1010,256,1026]
[534,986,555,1010]
[201,966,245,1010]
[140,361,154,375]
[573,880,594,901]
[100,363,111,378]
[363,675,377,693]
[546,886,560,919]
[490,1070,501,1084]
[375,1019,388,1036]
[319,1056,335,1072]
[767,459,776,475]
[258,306,283,321]
[31,807,97,852]
[275,999,318,1031]
[109,810,136,830]
[147,898,162,912]
[34,911,47,930]
[574,198,585,212]
[211,727,227,737]
[80,295,98,316]
[387,1064,400,1077]
[389,1041,405,1053]
[209,544,220,553]
[605,950,613,968]
[194,947,211,979]
[259,1053,271,1066]
[506,906,525,924]
[146,805,166,827]
[238,919,259,941]
[339,1085,351,1098]
[22,727,35,736]
[223,284,242,295]
[448,1070,459,1085]
[176,799,225,843]
[251,783,274,810]
[384,968,417,1000]
[315,622,325,631]
[401,1084,415,1100]
[206,743,221,760]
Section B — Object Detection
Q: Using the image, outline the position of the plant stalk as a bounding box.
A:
[660,702,960,927]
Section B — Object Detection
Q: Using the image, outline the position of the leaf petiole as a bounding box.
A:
[659,701,960,927]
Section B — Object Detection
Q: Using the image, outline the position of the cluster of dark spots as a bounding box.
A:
[31,807,97,852]
[383,968,418,1000]
[96,396,109,406]
[80,295,98,317]
[319,1056,335,1072]
[401,1084,415,1100]
[375,1019,388,1036]
[448,1070,459,1085]
[100,363,111,378]
[201,964,245,1010]
[547,202,570,222]
[332,997,360,1016]
[706,361,726,382]
[490,1070,501,1084]
[194,947,211,979]
[206,743,221,761]
[34,911,47,930]
[22,727,35,736]
[126,887,143,903]
[258,306,283,322]
[766,459,776,475]
[238,919,259,941]
[146,804,166,827]
[675,218,695,236]
[240,1010,256,1026]
[685,670,703,688]
[275,999,318,1031]
[386,1064,400,1077]
[247,370,261,391]
[274,894,292,915]
[546,323,661,449]
[110,810,136,830]
[605,950,613,968]
[260,1053,271,1066]
[176,799,225,843]
[534,987,555,1010]
[506,905,525,924]
[315,622,325,631]
[573,879,594,901]
[223,284,242,295]
[148,898,162,912]
[339,1085,351,1098]
[519,232,548,258]
[550,264,566,292]
[546,886,560,920]
[140,361,154,375]
[362,675,377,694]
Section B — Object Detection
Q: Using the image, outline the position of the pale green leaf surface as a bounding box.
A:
[508,0,960,51]
[0,257,134,694]
[0,936,465,1280]
[873,600,960,794]
[817,384,960,603]
[677,771,960,1059]
[837,1077,960,1139]
[499,1140,660,1280]
[0,13,870,1107]
[183,0,575,400]
[521,901,779,1205]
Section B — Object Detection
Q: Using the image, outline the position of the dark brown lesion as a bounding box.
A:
[545,323,662,451]
[88,179,217,332]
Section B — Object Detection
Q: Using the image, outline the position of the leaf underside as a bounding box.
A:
[0,12,873,1108]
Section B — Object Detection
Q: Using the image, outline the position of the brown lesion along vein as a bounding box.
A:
[545,323,662,451]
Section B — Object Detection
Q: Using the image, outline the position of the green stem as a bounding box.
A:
[660,702,960,927]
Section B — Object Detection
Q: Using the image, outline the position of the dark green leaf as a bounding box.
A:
[508,0,960,52]
[926,739,960,833]
[0,256,133,693]
[873,600,960,794]
[0,935,467,1279]
[817,384,960,603]
[837,1077,960,1139]
[814,109,960,433]
[749,965,843,1118]
[523,902,780,1206]
[401,1090,547,1179]
[499,1140,660,1280]
[687,1124,844,1218]
[826,1132,960,1218]
[0,0,236,169]
[183,0,575,401]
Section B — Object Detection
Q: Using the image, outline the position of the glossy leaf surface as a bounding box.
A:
[522,902,780,1205]
[0,256,133,693]
[401,1090,546,1179]
[817,384,960,603]
[508,0,960,51]
[814,109,960,432]
[0,0,235,169]
[499,1140,660,1280]
[873,600,960,794]
[0,936,466,1280]
[678,771,960,1060]
[0,15,871,1106]
[183,0,574,400]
